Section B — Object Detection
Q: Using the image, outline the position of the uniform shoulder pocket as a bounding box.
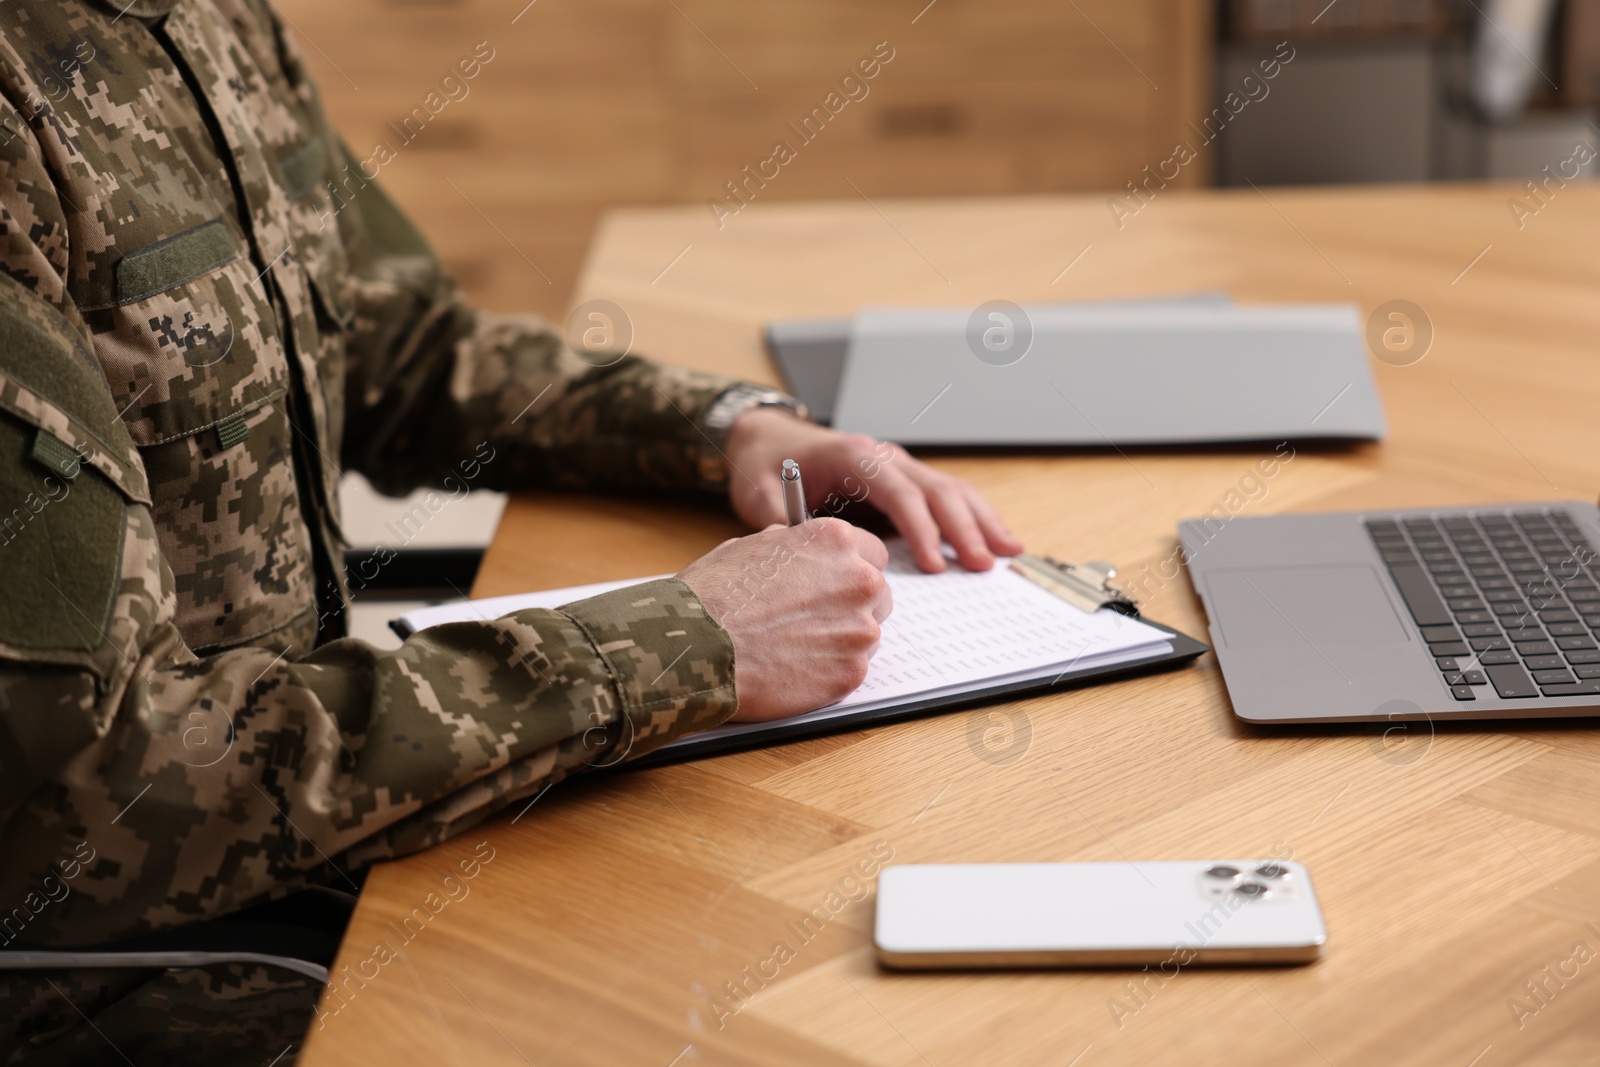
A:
[0,282,147,664]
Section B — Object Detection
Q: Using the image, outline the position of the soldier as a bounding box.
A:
[0,1,1021,1062]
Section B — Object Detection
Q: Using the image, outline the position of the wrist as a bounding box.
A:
[725,404,801,458]
[696,384,808,490]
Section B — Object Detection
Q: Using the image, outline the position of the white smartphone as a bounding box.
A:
[874,860,1326,969]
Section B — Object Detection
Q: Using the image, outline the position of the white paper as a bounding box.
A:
[398,543,1172,746]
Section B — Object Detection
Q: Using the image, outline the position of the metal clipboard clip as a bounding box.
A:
[1009,553,1140,616]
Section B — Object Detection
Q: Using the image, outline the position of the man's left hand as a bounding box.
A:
[722,408,1023,573]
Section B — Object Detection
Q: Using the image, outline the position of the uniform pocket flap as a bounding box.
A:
[0,286,150,504]
[0,377,151,505]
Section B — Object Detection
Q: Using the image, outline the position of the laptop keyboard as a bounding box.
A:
[1365,509,1600,701]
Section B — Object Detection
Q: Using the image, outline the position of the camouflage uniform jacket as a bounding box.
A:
[0,0,748,1054]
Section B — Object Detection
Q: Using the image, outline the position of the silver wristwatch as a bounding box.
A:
[697,384,809,488]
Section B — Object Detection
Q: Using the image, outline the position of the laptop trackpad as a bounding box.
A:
[1205,565,1410,650]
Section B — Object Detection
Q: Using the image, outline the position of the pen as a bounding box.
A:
[782,459,807,526]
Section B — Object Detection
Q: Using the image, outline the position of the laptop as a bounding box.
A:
[1180,502,1600,722]
[766,294,1234,426]
[767,298,1388,446]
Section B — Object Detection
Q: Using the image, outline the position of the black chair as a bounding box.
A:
[341,546,485,602]
[0,886,357,984]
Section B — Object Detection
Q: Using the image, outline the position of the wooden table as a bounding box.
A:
[301,185,1600,1067]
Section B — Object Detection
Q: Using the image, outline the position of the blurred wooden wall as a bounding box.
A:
[274,0,1215,319]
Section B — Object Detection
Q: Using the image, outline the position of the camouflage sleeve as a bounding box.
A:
[0,275,737,947]
[330,149,746,498]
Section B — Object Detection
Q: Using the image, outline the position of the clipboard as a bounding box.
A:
[393,549,1208,770]
[629,553,1207,768]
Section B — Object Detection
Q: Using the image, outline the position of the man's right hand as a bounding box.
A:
[677,519,892,722]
